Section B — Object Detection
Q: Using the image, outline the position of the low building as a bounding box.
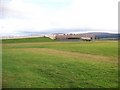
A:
[49,33,95,41]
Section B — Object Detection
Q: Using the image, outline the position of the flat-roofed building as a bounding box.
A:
[49,33,95,41]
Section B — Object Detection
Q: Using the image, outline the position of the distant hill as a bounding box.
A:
[86,32,120,39]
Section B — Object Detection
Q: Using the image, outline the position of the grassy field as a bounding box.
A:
[2,38,118,88]
[2,37,55,43]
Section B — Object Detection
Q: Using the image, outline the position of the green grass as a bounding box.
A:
[2,37,55,43]
[2,38,118,88]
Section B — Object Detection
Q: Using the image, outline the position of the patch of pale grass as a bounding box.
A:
[9,48,117,64]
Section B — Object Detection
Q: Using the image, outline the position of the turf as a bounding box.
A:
[2,38,118,88]
[2,37,55,43]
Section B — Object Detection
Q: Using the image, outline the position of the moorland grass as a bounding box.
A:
[2,37,55,43]
[2,38,118,88]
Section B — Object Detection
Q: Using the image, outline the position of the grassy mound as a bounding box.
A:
[2,37,55,43]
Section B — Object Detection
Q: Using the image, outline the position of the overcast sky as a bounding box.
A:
[0,0,119,36]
